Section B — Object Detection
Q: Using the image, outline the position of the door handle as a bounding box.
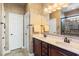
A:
[25,33,27,35]
[11,34,14,35]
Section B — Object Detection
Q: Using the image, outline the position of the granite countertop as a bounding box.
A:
[33,34,79,55]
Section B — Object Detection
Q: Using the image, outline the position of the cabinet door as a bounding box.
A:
[33,38,41,56]
[49,45,65,56]
[41,42,49,56]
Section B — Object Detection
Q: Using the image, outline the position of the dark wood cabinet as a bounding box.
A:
[41,42,49,56]
[49,45,66,56]
[33,37,78,56]
[33,38,41,56]
[49,45,78,56]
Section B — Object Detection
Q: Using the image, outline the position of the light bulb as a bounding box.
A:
[48,6,52,10]
[44,8,48,12]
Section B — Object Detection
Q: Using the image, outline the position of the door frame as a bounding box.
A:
[23,12,30,50]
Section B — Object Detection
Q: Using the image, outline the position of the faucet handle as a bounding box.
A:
[67,40,70,43]
[64,37,67,42]
[64,37,70,43]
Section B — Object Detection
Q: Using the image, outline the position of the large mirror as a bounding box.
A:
[46,3,79,36]
[61,15,79,36]
[61,3,79,36]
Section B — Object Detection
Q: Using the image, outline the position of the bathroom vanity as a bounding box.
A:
[33,34,79,56]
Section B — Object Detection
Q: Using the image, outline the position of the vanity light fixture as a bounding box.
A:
[44,8,48,12]
[44,3,69,13]
[44,7,53,13]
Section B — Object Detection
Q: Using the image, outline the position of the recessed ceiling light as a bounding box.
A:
[44,3,69,13]
[44,8,52,13]
[48,6,52,10]
[44,8,48,12]
[53,3,58,8]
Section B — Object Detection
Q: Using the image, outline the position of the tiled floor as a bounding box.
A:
[4,48,29,56]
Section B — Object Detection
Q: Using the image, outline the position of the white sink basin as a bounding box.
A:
[70,43,79,50]
[55,41,79,50]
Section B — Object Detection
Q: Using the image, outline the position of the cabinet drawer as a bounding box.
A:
[49,45,66,56]
[35,39,41,44]
[42,42,48,48]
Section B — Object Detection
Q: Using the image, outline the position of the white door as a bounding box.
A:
[9,13,23,50]
[24,12,30,51]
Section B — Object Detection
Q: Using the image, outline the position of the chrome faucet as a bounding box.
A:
[64,37,70,43]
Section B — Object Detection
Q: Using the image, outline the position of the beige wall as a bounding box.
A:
[27,3,49,33]
[51,10,61,34]
[27,3,43,15]
[4,4,25,51]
